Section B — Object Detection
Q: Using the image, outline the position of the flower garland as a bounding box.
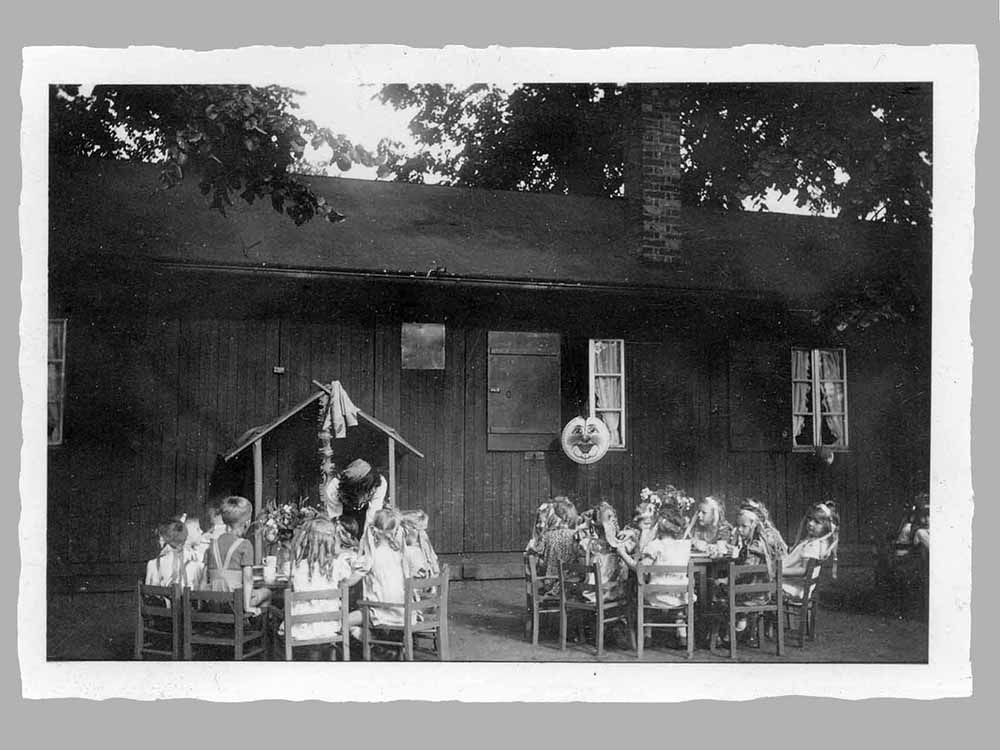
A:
[317,393,336,484]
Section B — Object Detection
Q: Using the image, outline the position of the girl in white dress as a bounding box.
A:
[282,517,365,642]
[144,519,188,587]
[781,502,839,599]
[354,508,415,630]
[618,505,694,645]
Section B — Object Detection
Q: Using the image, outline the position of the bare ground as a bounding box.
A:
[48,575,927,663]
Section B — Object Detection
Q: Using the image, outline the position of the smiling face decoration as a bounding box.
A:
[561,416,611,465]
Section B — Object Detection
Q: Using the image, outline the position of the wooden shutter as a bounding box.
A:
[728,339,788,452]
[487,331,561,451]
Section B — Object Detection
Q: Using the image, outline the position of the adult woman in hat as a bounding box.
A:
[322,458,390,538]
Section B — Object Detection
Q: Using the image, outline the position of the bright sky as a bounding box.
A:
[293,81,418,180]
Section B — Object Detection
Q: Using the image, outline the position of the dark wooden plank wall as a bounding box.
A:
[396,324,466,554]
[53,315,380,566]
[275,319,375,502]
[49,307,927,569]
[51,316,183,568]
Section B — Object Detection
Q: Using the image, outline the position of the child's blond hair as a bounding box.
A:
[292,517,341,581]
[369,508,402,550]
[220,495,252,527]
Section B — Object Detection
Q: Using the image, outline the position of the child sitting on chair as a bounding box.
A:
[400,509,440,581]
[618,504,694,646]
[349,508,417,637]
[577,501,628,602]
[145,518,189,587]
[727,499,787,634]
[616,499,659,562]
[204,500,227,541]
[782,502,839,599]
[689,494,734,555]
[205,495,270,615]
[280,516,366,642]
[177,512,208,589]
[525,496,579,580]
[525,501,553,555]
[895,493,930,559]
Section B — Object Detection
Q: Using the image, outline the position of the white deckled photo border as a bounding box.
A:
[18,44,976,701]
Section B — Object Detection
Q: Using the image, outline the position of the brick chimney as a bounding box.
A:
[624,84,683,265]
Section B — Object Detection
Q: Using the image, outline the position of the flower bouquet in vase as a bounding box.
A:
[253,498,321,580]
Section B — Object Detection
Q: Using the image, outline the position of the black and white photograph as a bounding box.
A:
[18,45,976,701]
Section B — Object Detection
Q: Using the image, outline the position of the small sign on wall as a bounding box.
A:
[402,322,446,369]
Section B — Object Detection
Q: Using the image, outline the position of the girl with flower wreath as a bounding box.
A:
[689,494,734,554]
[781,501,840,599]
[577,501,628,602]
[724,498,787,635]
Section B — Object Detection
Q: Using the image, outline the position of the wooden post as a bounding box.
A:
[388,437,396,505]
[253,438,263,562]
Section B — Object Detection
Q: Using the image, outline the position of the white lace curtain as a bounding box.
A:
[819,350,845,445]
[792,349,845,446]
[792,349,811,443]
[593,341,622,446]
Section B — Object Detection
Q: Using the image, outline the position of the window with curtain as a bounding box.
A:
[791,347,848,450]
[49,319,67,445]
[589,339,625,449]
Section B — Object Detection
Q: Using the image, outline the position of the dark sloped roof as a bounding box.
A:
[222,389,422,461]
[50,160,929,305]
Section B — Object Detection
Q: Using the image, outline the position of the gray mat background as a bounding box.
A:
[4,0,993,742]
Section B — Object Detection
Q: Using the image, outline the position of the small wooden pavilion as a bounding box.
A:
[220,380,422,558]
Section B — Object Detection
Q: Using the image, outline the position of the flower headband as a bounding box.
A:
[813,502,836,519]
[739,498,769,523]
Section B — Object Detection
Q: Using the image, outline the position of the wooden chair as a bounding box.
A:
[274,582,351,661]
[134,582,183,660]
[559,560,636,658]
[875,536,929,617]
[181,588,266,660]
[523,554,561,645]
[360,564,450,661]
[782,557,823,647]
[710,560,784,659]
[635,562,696,659]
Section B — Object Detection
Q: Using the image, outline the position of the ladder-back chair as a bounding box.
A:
[782,557,823,647]
[360,564,450,661]
[635,561,696,659]
[134,581,183,660]
[277,582,352,661]
[523,554,561,645]
[182,588,266,661]
[711,560,784,659]
[558,559,635,658]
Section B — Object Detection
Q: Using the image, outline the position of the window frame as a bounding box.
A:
[49,318,67,446]
[588,338,626,450]
[791,346,849,451]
